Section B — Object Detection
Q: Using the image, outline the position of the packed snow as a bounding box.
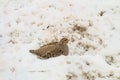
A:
[0,0,120,80]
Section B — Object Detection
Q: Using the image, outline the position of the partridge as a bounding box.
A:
[29,38,69,59]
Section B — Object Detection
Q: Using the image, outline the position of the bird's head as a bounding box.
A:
[60,38,69,45]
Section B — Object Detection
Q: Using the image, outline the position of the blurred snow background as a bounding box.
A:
[0,0,120,80]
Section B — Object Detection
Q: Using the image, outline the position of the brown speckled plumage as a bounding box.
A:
[29,38,69,59]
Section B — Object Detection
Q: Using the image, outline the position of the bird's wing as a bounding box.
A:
[41,44,62,58]
[40,44,57,55]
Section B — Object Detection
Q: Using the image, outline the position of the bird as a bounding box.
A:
[29,38,69,59]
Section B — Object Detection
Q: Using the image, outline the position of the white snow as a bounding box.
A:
[0,0,120,80]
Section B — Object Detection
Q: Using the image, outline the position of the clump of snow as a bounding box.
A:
[0,0,120,80]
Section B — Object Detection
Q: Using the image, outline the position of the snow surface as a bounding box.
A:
[0,0,120,80]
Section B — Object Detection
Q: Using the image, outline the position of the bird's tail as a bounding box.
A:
[29,50,35,53]
[29,49,40,55]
